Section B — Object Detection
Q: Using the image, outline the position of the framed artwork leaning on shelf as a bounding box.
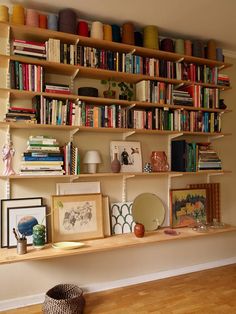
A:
[7,205,47,248]
[51,194,104,242]
[170,188,207,228]
[0,197,43,248]
[110,141,142,172]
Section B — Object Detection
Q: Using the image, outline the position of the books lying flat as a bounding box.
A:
[19,170,65,176]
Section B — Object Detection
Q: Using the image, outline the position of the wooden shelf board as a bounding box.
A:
[0,226,235,265]
[0,170,231,180]
[3,22,232,69]
[0,121,231,136]
[0,54,230,89]
[0,88,229,114]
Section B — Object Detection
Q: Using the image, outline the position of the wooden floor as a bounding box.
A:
[2,264,236,314]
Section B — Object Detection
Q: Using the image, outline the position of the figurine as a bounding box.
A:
[2,142,15,175]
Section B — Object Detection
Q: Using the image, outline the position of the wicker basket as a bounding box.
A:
[42,284,85,314]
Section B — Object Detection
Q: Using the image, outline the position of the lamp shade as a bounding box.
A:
[83,150,102,173]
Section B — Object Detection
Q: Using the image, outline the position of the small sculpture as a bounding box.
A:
[2,141,15,175]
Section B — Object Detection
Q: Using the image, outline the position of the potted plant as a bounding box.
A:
[101,78,117,98]
[118,82,134,100]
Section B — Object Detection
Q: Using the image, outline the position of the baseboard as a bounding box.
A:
[1,256,236,311]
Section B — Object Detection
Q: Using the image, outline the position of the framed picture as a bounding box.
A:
[7,205,47,248]
[1,197,43,248]
[51,194,104,242]
[110,202,135,234]
[170,188,207,228]
[110,141,142,172]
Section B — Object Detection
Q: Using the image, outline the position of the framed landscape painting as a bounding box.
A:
[110,141,142,172]
[170,188,207,228]
[51,194,104,242]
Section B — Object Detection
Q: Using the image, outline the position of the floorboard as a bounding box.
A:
[2,264,236,313]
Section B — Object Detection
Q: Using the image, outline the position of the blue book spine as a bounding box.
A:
[23,156,63,161]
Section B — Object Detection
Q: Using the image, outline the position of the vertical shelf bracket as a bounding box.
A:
[69,128,80,141]
[206,172,224,183]
[122,131,135,140]
[122,174,135,202]
[6,177,11,199]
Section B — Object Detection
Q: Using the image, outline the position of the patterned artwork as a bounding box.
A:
[111,202,135,234]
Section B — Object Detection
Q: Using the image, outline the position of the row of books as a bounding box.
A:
[77,46,222,84]
[126,108,221,133]
[32,96,78,126]
[136,81,173,104]
[10,61,44,92]
[136,80,220,109]
[27,97,222,132]
[217,74,230,86]
[171,141,222,172]
[61,141,80,175]
[46,38,76,65]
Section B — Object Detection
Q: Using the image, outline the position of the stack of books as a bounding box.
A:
[172,89,193,106]
[217,74,230,87]
[197,143,222,170]
[13,39,46,59]
[5,106,36,123]
[44,83,71,95]
[20,136,64,176]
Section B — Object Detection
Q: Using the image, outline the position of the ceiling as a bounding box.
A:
[5,0,236,54]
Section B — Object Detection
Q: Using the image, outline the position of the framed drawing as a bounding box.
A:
[170,188,207,228]
[51,194,104,242]
[1,197,43,247]
[7,205,47,248]
[110,141,142,172]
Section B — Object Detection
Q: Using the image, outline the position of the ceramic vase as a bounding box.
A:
[33,224,46,249]
[111,152,121,173]
[151,151,169,172]
[134,223,145,238]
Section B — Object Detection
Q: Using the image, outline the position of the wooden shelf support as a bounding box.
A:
[122,174,135,202]
[122,130,136,140]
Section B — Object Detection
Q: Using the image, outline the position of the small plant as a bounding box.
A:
[118,82,134,100]
[101,78,117,98]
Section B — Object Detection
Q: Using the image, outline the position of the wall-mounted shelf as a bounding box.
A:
[0,170,231,181]
[0,226,235,265]
[3,21,232,69]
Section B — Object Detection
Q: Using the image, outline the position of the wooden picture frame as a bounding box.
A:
[51,194,104,242]
[110,141,142,172]
[170,188,207,228]
[1,197,43,248]
[7,205,47,248]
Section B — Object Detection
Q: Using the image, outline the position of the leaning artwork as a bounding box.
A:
[170,188,207,228]
[51,194,104,242]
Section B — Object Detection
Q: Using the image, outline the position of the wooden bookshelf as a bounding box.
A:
[0,226,235,265]
[4,22,232,69]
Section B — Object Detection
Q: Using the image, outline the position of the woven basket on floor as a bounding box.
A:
[43,284,85,314]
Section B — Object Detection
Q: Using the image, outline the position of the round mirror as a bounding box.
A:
[132,193,165,231]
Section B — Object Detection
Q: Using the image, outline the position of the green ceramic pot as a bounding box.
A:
[33,224,46,249]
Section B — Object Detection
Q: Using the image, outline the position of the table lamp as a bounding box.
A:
[83,150,102,173]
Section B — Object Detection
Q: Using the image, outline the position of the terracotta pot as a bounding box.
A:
[134,223,145,238]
